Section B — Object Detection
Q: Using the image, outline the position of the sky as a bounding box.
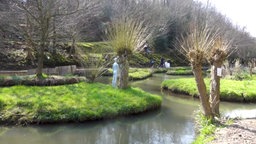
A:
[195,0,256,37]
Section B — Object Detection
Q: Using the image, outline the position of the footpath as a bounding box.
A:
[210,109,256,144]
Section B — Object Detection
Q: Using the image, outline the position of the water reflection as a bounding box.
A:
[0,108,195,144]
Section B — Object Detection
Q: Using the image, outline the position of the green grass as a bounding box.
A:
[129,68,153,80]
[0,82,162,125]
[153,68,168,73]
[102,68,153,81]
[166,69,193,75]
[169,67,191,70]
[161,77,256,102]
[193,112,217,144]
[77,42,113,53]
[166,67,209,75]
[129,53,150,67]
[193,112,235,144]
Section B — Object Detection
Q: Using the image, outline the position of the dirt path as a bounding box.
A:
[209,119,256,144]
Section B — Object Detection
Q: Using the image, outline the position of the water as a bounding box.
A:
[0,74,255,144]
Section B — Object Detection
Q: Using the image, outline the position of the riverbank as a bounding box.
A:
[103,68,166,81]
[0,75,86,86]
[161,77,256,102]
[0,82,162,125]
[166,67,193,75]
[193,110,256,144]
[0,67,166,87]
[209,119,256,144]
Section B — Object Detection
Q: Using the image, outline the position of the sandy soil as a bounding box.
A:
[209,119,256,144]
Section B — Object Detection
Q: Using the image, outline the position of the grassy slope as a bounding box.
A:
[78,42,176,68]
[161,77,256,102]
[0,82,162,125]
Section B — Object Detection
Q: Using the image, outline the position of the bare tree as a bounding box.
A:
[102,0,174,48]
[56,0,101,55]
[0,0,13,45]
[10,0,80,78]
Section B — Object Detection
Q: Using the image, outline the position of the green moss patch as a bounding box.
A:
[0,82,162,125]
[161,77,256,102]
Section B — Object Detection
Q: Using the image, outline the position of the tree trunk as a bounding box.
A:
[52,16,57,55]
[118,54,129,89]
[210,62,222,117]
[70,37,76,55]
[36,43,44,79]
[192,65,213,119]
[249,59,254,77]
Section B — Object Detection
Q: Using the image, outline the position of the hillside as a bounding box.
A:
[0,42,188,70]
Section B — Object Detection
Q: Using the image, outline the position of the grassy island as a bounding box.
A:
[166,67,193,75]
[103,68,154,81]
[0,82,162,125]
[161,77,256,102]
[129,68,153,80]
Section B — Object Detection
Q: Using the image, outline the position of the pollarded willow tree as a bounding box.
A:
[208,37,233,116]
[107,17,151,89]
[177,25,217,118]
[104,0,174,89]
[177,24,234,119]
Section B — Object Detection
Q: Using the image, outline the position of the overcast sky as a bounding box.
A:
[195,0,256,37]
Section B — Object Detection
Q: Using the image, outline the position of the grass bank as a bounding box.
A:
[103,68,154,81]
[0,82,162,125]
[0,75,86,86]
[193,113,217,144]
[129,68,153,80]
[166,67,193,75]
[161,77,256,102]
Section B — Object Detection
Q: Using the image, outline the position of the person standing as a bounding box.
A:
[112,57,119,87]
[160,57,165,68]
[164,61,170,68]
[150,58,155,68]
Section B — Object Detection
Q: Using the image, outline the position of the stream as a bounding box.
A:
[0,73,255,144]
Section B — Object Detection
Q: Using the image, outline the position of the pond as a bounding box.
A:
[0,74,255,144]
